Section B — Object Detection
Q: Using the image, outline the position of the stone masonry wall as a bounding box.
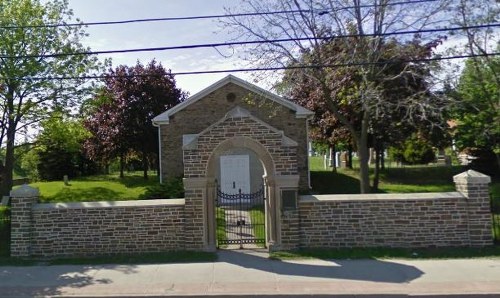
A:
[161,82,309,190]
[299,193,472,248]
[184,117,298,178]
[29,199,185,257]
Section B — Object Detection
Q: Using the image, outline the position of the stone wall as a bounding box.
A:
[10,170,493,257]
[297,170,492,249]
[11,187,186,258]
[299,193,470,248]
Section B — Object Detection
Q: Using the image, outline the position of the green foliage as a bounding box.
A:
[0,0,101,195]
[35,110,96,181]
[139,177,184,200]
[453,57,500,156]
[0,206,10,258]
[389,135,436,165]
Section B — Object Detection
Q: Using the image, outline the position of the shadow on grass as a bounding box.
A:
[77,173,158,189]
[310,171,360,194]
[40,187,122,203]
[380,165,466,184]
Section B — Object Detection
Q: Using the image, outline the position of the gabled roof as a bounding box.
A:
[182,106,298,150]
[152,75,313,125]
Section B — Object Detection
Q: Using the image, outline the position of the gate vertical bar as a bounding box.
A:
[238,188,243,249]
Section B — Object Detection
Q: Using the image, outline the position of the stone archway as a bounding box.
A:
[205,136,276,250]
[182,108,301,252]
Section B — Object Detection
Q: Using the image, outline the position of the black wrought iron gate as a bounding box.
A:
[216,185,266,248]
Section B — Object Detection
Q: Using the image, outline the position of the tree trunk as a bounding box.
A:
[331,144,337,173]
[358,110,371,194]
[0,121,16,196]
[347,144,353,169]
[381,145,386,170]
[357,143,371,194]
[119,153,125,178]
[372,145,381,192]
[142,150,148,180]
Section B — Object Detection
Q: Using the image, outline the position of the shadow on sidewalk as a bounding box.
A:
[0,264,137,297]
[217,249,423,283]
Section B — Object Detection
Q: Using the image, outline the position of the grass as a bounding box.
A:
[30,172,158,203]
[270,246,500,260]
[216,207,227,248]
[308,156,500,199]
[249,204,266,247]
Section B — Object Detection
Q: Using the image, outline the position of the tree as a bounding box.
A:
[36,109,92,181]
[222,0,450,193]
[84,60,185,179]
[452,57,500,172]
[281,34,445,191]
[0,0,99,195]
[445,0,500,171]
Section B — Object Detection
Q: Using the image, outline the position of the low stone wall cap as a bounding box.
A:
[453,170,491,184]
[10,184,39,197]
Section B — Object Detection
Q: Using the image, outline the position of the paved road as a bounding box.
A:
[1,250,500,297]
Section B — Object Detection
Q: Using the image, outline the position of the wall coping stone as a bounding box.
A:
[299,192,464,203]
[33,198,185,210]
[10,184,39,198]
[453,170,491,184]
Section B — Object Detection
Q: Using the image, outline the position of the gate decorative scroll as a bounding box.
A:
[216,185,266,249]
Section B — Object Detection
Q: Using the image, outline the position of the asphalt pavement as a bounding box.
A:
[1,249,500,297]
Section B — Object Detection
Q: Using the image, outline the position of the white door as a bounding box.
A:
[220,155,250,194]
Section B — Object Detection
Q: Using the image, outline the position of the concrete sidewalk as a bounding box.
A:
[0,249,500,297]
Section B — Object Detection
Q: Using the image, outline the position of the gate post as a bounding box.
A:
[10,185,39,257]
[453,170,492,247]
[183,177,210,251]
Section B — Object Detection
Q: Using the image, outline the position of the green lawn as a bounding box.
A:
[308,156,500,199]
[30,173,158,203]
[249,204,266,247]
[216,207,227,248]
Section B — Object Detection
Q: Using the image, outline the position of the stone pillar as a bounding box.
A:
[10,185,39,257]
[183,177,208,251]
[453,170,492,247]
[274,175,300,251]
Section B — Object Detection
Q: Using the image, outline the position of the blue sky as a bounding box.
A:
[67,0,250,95]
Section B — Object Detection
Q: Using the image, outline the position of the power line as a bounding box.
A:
[1,23,498,59]
[7,52,499,81]
[0,0,441,29]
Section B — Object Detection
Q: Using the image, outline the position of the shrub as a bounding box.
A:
[140,177,184,199]
[389,134,436,165]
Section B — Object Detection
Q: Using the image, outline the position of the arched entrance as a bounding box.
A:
[206,137,277,250]
[181,107,302,252]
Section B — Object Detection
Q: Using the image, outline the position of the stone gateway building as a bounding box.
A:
[153,75,313,191]
[152,75,313,250]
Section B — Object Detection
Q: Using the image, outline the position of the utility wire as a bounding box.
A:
[0,0,441,29]
[8,52,499,81]
[1,23,498,59]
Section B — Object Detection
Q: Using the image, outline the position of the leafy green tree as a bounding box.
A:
[0,0,99,194]
[282,35,445,191]
[35,109,93,181]
[389,134,436,165]
[453,56,500,172]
